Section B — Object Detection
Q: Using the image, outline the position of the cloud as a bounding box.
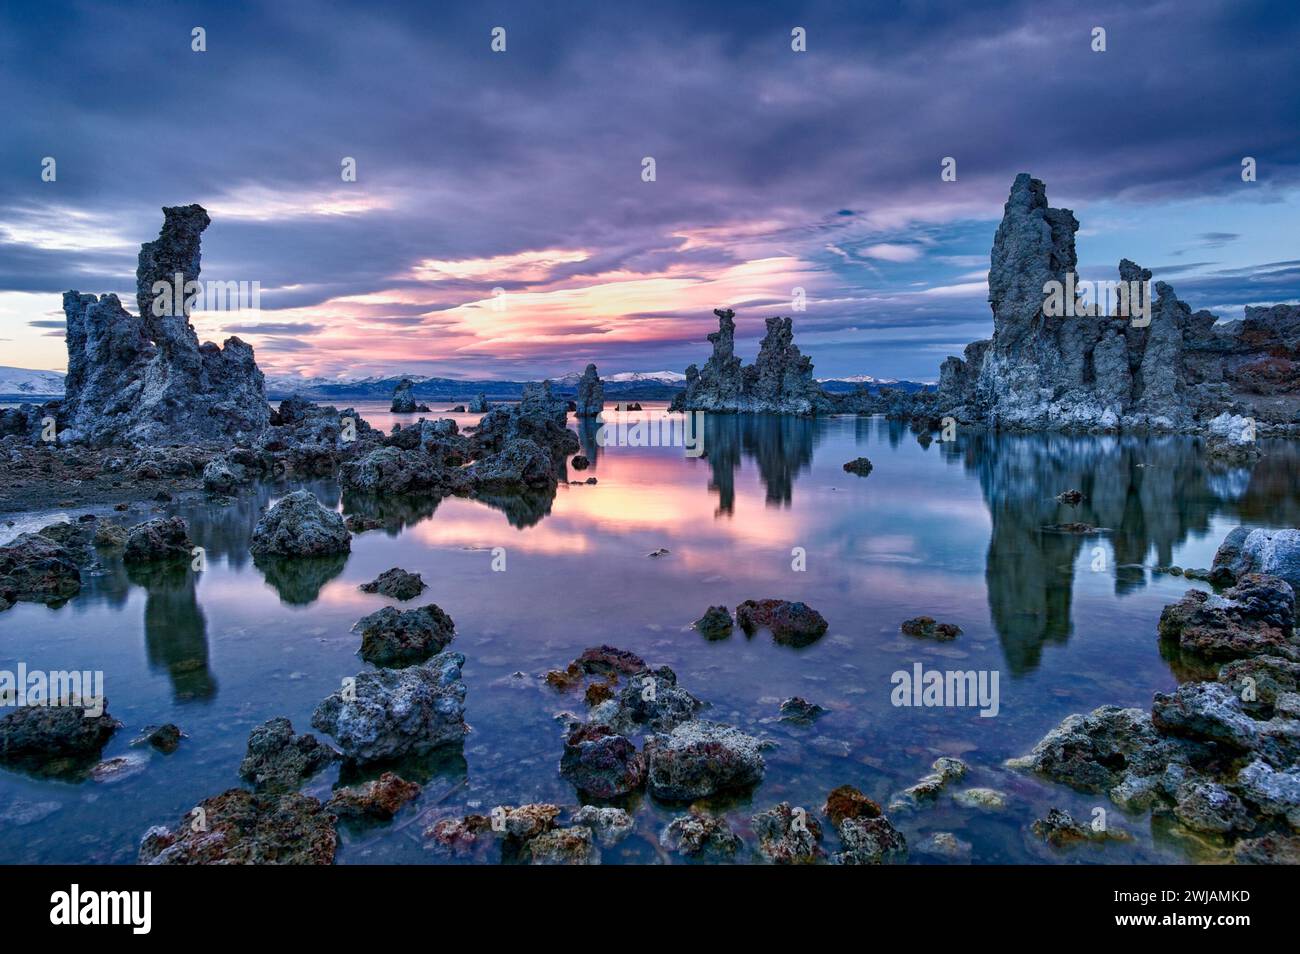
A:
[0,0,1296,383]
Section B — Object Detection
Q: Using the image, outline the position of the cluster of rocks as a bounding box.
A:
[1008,526,1300,862]
[692,599,828,647]
[0,512,200,612]
[139,636,469,862]
[669,309,833,416]
[926,174,1300,435]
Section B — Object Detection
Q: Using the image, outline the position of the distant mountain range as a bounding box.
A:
[0,365,931,403]
[0,366,65,398]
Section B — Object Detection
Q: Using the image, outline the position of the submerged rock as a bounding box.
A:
[310,651,467,762]
[660,809,743,860]
[139,789,336,865]
[888,756,968,811]
[1031,807,1129,847]
[523,825,598,865]
[238,717,337,793]
[250,490,351,557]
[693,605,734,640]
[326,772,421,821]
[735,598,828,646]
[900,616,962,641]
[135,723,184,754]
[123,516,193,563]
[778,696,826,726]
[644,720,765,800]
[572,806,635,846]
[359,567,427,600]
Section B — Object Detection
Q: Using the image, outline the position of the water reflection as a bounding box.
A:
[701,415,821,514]
[959,432,1300,674]
[124,562,216,702]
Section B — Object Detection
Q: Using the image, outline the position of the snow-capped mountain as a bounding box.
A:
[817,374,899,385]
[0,366,65,396]
[605,370,687,383]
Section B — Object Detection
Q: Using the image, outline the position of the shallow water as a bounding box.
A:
[2,403,1298,864]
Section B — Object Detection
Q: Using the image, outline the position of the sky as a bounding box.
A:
[1,0,1297,383]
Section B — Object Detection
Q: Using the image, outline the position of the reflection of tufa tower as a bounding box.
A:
[964,431,1300,675]
[700,415,820,515]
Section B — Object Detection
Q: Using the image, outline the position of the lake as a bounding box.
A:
[2,402,1297,864]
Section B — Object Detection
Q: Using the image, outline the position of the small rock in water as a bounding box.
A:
[139,789,337,865]
[559,724,646,798]
[693,605,734,640]
[1056,489,1084,504]
[917,831,971,860]
[778,696,826,725]
[823,785,881,827]
[736,598,828,647]
[647,548,670,558]
[889,756,968,812]
[644,720,765,800]
[571,455,590,470]
[524,826,598,865]
[1042,522,1100,534]
[353,603,456,667]
[572,806,634,847]
[359,567,427,601]
[133,723,184,754]
[1031,807,1130,847]
[953,787,1008,811]
[250,490,351,557]
[326,772,421,821]
[660,809,743,860]
[123,516,193,563]
[752,802,823,864]
[900,616,962,641]
[238,717,337,793]
[842,457,873,477]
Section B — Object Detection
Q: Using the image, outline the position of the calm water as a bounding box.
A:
[3,402,1298,864]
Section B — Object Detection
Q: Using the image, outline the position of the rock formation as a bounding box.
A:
[670,309,831,415]
[573,364,604,417]
[934,174,1300,433]
[390,378,429,413]
[60,205,271,446]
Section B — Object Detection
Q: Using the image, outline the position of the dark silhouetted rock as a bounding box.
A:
[60,206,270,447]
[574,364,604,418]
